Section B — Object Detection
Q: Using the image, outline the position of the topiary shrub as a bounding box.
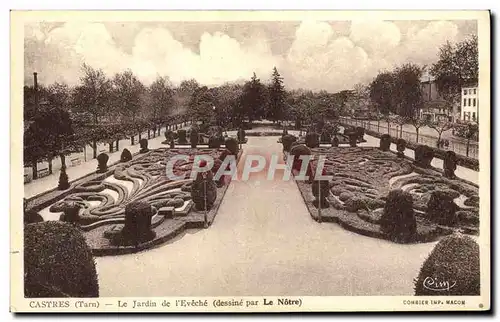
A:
[109,201,156,246]
[59,201,81,224]
[331,136,340,147]
[305,132,320,148]
[237,128,246,143]
[414,234,480,296]
[190,128,199,148]
[348,133,357,147]
[164,129,175,141]
[208,135,222,148]
[177,129,188,144]
[282,134,297,152]
[24,221,99,297]
[380,134,391,151]
[58,167,70,190]
[426,190,458,226]
[355,126,365,141]
[290,144,312,172]
[379,189,417,243]
[320,131,331,144]
[191,161,217,211]
[343,126,354,135]
[414,144,434,168]
[396,138,406,158]
[120,148,133,162]
[225,137,239,155]
[139,138,149,153]
[96,153,109,173]
[443,151,457,179]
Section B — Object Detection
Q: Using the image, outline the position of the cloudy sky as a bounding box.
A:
[24,19,477,92]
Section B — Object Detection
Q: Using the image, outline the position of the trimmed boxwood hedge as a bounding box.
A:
[414,234,480,296]
[343,125,479,171]
[24,221,99,297]
[379,189,417,243]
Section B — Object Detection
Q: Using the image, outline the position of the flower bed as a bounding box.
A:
[25,147,243,256]
[295,147,479,244]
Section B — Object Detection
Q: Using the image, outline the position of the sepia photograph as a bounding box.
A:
[10,10,491,312]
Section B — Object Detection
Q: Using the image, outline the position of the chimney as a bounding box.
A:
[33,72,39,109]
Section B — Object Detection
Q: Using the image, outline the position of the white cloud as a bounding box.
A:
[24,19,471,92]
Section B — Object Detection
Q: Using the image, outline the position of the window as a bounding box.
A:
[468,98,471,106]
[473,98,476,107]
[464,89,467,95]
[464,98,467,106]
[472,112,476,121]
[473,89,477,95]
[469,89,473,95]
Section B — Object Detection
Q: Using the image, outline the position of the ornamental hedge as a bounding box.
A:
[24,221,99,297]
[414,234,480,296]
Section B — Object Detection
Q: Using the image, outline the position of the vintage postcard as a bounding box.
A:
[10,10,491,313]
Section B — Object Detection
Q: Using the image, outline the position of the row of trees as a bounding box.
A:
[24,64,190,179]
[365,35,478,120]
[24,64,316,178]
[27,33,477,178]
[368,63,424,118]
[186,66,349,129]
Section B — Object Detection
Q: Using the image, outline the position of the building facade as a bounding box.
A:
[461,85,479,123]
[419,76,452,122]
[420,72,461,122]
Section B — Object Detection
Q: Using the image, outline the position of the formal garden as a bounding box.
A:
[22,55,481,298]
[287,131,479,243]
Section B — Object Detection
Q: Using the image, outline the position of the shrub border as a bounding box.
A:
[291,147,478,244]
[82,149,242,256]
[341,123,479,171]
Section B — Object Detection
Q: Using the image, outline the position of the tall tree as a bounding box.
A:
[408,116,429,143]
[46,82,71,111]
[176,79,200,115]
[268,67,286,123]
[369,71,396,115]
[393,63,424,118]
[72,64,113,158]
[24,106,75,178]
[112,69,145,122]
[429,121,454,146]
[454,122,478,157]
[214,83,242,130]
[430,35,478,112]
[240,72,268,123]
[148,76,174,126]
[72,64,112,125]
[189,86,216,124]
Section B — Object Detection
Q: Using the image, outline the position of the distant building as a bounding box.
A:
[418,71,459,122]
[460,85,479,123]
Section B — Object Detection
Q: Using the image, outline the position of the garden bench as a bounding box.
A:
[71,157,82,167]
[37,168,49,178]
